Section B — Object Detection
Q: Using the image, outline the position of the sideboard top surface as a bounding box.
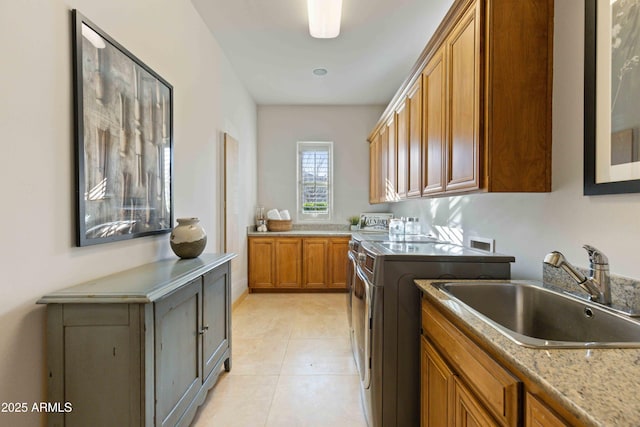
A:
[38,253,236,304]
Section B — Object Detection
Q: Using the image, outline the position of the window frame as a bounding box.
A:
[296,141,333,222]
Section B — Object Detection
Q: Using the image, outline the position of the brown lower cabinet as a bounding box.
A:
[421,296,574,427]
[453,376,499,427]
[525,393,570,427]
[248,236,349,291]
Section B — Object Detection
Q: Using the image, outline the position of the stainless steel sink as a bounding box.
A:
[434,281,640,348]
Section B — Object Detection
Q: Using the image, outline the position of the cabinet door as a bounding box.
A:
[276,238,302,287]
[328,238,350,289]
[407,76,423,198]
[57,304,141,427]
[525,393,569,427]
[303,238,329,288]
[396,100,409,199]
[422,47,446,195]
[422,298,519,426]
[155,280,202,427]
[202,265,230,381]
[249,238,275,288]
[369,136,380,203]
[453,377,499,427]
[446,0,481,192]
[386,114,397,200]
[379,127,388,202]
[421,337,454,427]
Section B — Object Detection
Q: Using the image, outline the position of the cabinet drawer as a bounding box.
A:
[63,303,129,326]
[422,298,520,426]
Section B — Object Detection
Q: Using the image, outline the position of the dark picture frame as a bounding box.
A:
[72,10,173,246]
[585,0,640,195]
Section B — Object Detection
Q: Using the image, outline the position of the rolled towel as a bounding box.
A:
[279,210,291,220]
[267,209,282,220]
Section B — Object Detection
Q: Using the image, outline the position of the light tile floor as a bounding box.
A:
[192,293,368,427]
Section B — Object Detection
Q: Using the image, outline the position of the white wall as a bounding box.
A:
[0,0,256,424]
[391,1,640,281]
[257,105,388,224]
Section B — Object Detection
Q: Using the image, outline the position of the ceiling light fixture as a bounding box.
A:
[312,68,328,76]
[307,0,343,39]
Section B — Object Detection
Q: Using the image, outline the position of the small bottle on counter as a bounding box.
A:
[255,206,267,232]
[405,217,420,236]
[389,218,405,241]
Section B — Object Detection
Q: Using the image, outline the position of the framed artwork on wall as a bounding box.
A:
[72,9,173,246]
[585,0,640,195]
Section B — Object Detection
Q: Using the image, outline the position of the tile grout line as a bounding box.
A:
[263,319,293,427]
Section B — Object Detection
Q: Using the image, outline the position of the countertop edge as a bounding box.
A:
[247,231,352,237]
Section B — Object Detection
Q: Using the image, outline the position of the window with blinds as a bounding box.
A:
[297,141,333,221]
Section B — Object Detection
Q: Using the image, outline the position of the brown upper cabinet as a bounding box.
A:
[386,114,398,201]
[407,76,423,198]
[371,130,389,203]
[422,47,446,195]
[378,127,388,203]
[446,1,481,193]
[396,101,409,200]
[369,135,379,204]
[368,0,553,202]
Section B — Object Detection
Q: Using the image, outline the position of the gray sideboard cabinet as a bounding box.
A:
[38,253,235,427]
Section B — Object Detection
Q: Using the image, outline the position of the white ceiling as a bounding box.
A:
[191,0,454,105]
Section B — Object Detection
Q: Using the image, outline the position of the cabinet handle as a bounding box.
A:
[199,325,209,335]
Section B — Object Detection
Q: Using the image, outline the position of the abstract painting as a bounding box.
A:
[72,10,173,245]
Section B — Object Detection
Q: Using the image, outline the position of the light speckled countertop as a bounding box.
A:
[247,230,352,237]
[416,279,640,427]
[247,223,352,237]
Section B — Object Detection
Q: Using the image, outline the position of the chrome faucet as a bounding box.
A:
[544,245,611,305]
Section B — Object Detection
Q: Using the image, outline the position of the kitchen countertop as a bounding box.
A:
[247,230,352,237]
[415,279,640,427]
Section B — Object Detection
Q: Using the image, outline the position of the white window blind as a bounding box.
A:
[297,142,333,221]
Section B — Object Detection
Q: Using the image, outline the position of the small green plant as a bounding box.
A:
[303,202,328,212]
[348,215,360,226]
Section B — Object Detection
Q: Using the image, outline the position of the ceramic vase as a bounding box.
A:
[170,218,207,259]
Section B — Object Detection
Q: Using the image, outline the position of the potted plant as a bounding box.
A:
[348,216,361,231]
